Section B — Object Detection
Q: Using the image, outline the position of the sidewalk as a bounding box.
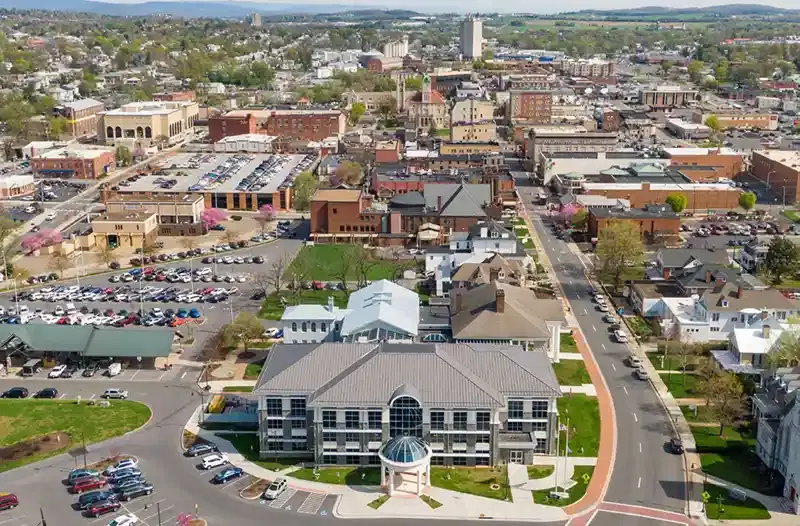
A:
[184,406,569,522]
[560,384,597,396]
[508,457,599,492]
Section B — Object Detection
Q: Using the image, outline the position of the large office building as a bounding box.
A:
[506,91,553,124]
[98,101,199,148]
[55,98,104,139]
[639,86,698,108]
[208,109,346,143]
[31,147,115,179]
[459,17,482,59]
[254,342,562,467]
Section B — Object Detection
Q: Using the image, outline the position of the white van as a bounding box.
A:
[107,363,122,377]
[65,302,77,315]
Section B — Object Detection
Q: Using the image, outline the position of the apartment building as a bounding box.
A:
[450,122,497,143]
[254,342,561,466]
[506,91,553,123]
[459,17,482,59]
[560,59,616,78]
[451,99,495,124]
[99,101,199,148]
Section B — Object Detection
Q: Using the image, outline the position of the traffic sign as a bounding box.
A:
[702,491,711,502]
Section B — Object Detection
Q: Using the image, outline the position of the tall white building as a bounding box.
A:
[383,35,409,58]
[460,17,482,59]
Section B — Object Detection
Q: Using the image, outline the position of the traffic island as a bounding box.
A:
[367,495,390,509]
[240,478,270,500]
[531,466,594,507]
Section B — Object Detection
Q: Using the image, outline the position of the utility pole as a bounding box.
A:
[157,502,162,525]
[40,507,47,526]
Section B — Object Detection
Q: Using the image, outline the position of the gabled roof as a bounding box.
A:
[450,282,565,340]
[702,281,798,312]
[254,342,561,407]
[340,280,420,337]
[657,247,730,269]
[424,183,491,217]
[467,219,512,240]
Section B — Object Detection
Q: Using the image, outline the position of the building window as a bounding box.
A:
[301,322,307,332]
[531,401,548,419]
[346,455,360,465]
[267,419,282,429]
[323,410,337,428]
[332,208,338,214]
[290,399,306,418]
[323,432,336,442]
[268,441,282,451]
[145,126,152,138]
[389,396,422,438]
[453,411,468,431]
[114,126,122,138]
[453,434,467,444]
[292,322,297,331]
[106,126,113,138]
[291,441,307,451]
[508,400,523,419]
[321,323,327,332]
[266,398,282,417]
[507,421,523,432]
[311,322,316,332]
[291,419,305,429]
[368,410,381,429]
[345,432,359,442]
[712,313,720,322]
[476,411,490,431]
[430,410,445,431]
[345,410,360,428]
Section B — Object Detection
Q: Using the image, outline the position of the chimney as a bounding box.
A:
[437,196,442,211]
[489,268,500,283]
[495,289,505,314]
[327,296,335,313]
[737,286,744,299]
[452,291,463,314]
[763,324,771,339]
[705,270,711,283]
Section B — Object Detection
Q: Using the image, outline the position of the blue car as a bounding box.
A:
[213,467,243,484]
[189,308,201,318]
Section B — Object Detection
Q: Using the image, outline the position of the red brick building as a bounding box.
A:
[153,90,196,102]
[375,140,400,164]
[31,148,115,179]
[506,91,553,123]
[588,206,681,241]
[58,99,104,139]
[209,109,346,143]
[208,113,256,142]
[664,147,746,182]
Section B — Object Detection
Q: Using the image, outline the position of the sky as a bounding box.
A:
[94,0,800,10]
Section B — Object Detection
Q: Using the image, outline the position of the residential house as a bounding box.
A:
[651,247,731,280]
[451,255,527,290]
[254,341,563,466]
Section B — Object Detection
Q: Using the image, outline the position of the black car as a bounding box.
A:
[185,442,218,457]
[78,490,116,509]
[669,438,684,454]
[3,387,29,398]
[118,483,154,501]
[82,364,99,377]
[252,256,265,264]
[35,388,58,399]
[61,365,78,378]
[251,290,266,300]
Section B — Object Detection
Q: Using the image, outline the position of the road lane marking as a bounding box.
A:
[575,294,580,300]
[622,386,628,395]
[611,363,616,371]
[601,344,606,350]
[59,393,66,399]
[633,413,638,422]
[639,442,642,453]
[89,394,95,400]
[0,517,26,525]
[180,372,187,379]
[592,325,596,332]
[637,477,642,489]
[158,370,167,381]
[221,475,247,490]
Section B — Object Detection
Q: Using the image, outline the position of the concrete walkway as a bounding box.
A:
[184,406,569,521]
[561,384,597,396]
[559,352,584,360]
[508,457,599,492]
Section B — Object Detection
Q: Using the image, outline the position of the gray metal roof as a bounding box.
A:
[656,247,730,269]
[340,280,420,337]
[424,183,490,217]
[255,342,561,408]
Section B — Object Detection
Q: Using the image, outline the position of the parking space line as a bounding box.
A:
[89,394,95,400]
[58,393,66,399]
[269,488,297,508]
[140,505,174,523]
[0,516,26,525]
[221,475,249,490]
[298,492,327,514]
[129,369,141,380]
[158,370,168,381]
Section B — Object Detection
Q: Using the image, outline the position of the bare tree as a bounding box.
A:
[180,236,199,253]
[263,253,290,294]
[673,341,702,387]
[285,257,313,301]
[94,243,116,267]
[333,248,357,292]
[48,252,70,278]
[353,245,379,288]
[699,372,747,436]
[222,230,240,246]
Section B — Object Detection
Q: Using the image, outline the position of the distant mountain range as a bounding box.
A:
[0,0,381,17]
[562,4,800,17]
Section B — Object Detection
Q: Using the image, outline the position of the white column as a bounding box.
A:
[388,468,395,496]
[381,465,386,487]
[417,470,422,495]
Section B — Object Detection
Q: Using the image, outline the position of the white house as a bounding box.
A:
[281,280,420,344]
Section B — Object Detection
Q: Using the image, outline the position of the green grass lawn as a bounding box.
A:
[660,373,702,399]
[292,466,381,485]
[244,362,263,380]
[692,427,782,496]
[646,352,702,372]
[560,333,578,354]
[557,395,600,456]
[286,245,412,282]
[522,239,535,249]
[216,433,305,471]
[222,386,254,392]
[0,400,151,472]
[258,289,349,320]
[434,128,450,137]
[531,466,594,507]
[368,495,389,509]
[782,209,800,223]
[551,360,591,385]
[420,494,442,509]
[527,465,555,479]
[704,483,771,520]
[430,466,510,500]
[680,405,717,423]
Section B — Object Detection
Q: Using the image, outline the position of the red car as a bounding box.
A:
[143,266,155,275]
[0,494,18,511]
[168,318,186,327]
[155,274,166,281]
[70,478,107,494]
[86,499,121,517]
[312,281,324,290]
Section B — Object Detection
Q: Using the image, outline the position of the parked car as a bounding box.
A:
[86,499,122,518]
[0,493,18,510]
[669,437,684,454]
[626,355,643,368]
[67,469,99,484]
[70,477,107,494]
[213,467,244,484]
[112,478,145,493]
[83,363,99,377]
[613,330,628,343]
[102,388,129,399]
[104,458,138,475]
[78,490,117,510]
[35,387,58,398]
[48,364,67,378]
[185,442,218,457]
[107,363,122,377]
[635,368,649,381]
[3,387,28,398]
[118,483,154,501]
[107,513,138,526]
[200,453,228,469]
[263,478,287,500]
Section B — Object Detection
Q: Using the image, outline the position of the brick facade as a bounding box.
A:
[666,150,745,181]
[208,114,257,142]
[751,151,800,204]
[584,183,742,211]
[31,151,115,179]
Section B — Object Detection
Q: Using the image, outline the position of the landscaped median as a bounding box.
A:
[557,394,600,456]
[531,466,594,507]
[0,399,151,472]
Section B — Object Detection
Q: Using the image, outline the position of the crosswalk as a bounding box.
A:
[298,492,327,514]
[268,488,296,508]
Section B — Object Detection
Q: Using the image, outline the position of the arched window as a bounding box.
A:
[114,126,122,138]
[291,322,297,331]
[106,126,113,138]
[389,396,422,438]
[321,323,327,332]
[301,322,307,332]
[136,126,143,138]
[311,322,316,332]
[145,126,152,138]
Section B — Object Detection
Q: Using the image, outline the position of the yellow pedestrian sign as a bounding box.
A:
[582,473,591,484]
[702,491,711,502]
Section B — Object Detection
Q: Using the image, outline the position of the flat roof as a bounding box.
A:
[754,150,800,166]
[100,101,195,117]
[94,211,156,222]
[124,153,311,195]
[106,193,204,204]
[37,147,112,160]
[664,147,742,157]
[224,108,342,119]
[311,189,361,202]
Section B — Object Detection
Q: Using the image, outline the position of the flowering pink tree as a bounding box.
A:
[254,204,277,234]
[559,204,578,226]
[200,208,228,229]
[20,228,63,254]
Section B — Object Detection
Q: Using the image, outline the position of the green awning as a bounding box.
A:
[0,325,174,358]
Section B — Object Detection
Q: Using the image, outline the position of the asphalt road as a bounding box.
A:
[517,178,688,526]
